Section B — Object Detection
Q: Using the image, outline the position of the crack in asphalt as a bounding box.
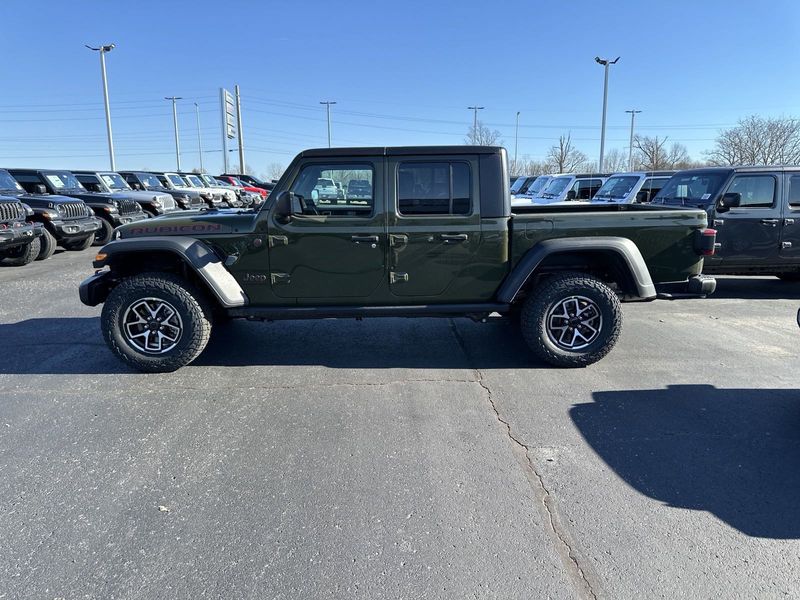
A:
[448,319,599,600]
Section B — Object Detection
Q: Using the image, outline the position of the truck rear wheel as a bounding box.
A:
[101,272,212,373]
[37,228,57,260]
[519,272,622,367]
[0,237,41,267]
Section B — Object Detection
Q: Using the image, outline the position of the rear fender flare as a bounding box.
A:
[497,237,656,302]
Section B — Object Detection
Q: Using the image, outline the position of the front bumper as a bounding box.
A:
[53,217,103,239]
[656,275,717,299]
[79,270,113,307]
[0,222,42,250]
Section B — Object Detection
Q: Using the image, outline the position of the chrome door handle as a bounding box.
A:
[760,219,780,226]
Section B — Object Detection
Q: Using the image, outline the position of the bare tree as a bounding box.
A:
[601,148,628,172]
[546,133,588,173]
[706,115,800,166]
[633,136,691,170]
[266,162,285,181]
[511,155,549,176]
[465,120,503,146]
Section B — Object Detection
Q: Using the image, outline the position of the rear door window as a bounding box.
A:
[397,162,471,216]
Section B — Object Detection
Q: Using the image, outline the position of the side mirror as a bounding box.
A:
[34,184,47,194]
[566,190,577,201]
[274,191,300,221]
[132,182,142,190]
[716,192,741,212]
[635,190,650,203]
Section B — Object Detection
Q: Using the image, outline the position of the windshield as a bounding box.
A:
[526,176,551,196]
[44,171,85,191]
[539,177,571,198]
[100,173,131,191]
[198,174,218,186]
[594,176,640,199]
[138,173,163,188]
[510,177,529,194]
[167,174,187,187]
[653,173,728,206]
[0,170,24,192]
[186,175,206,187]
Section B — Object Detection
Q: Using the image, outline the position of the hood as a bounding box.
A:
[116,209,257,239]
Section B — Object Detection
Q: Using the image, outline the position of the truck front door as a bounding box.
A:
[386,157,483,301]
[714,172,782,267]
[266,159,386,301]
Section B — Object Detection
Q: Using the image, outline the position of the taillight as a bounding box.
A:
[696,228,717,256]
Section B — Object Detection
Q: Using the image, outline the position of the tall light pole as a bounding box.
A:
[85,44,116,170]
[467,106,484,140]
[514,111,520,171]
[165,96,183,170]
[320,101,336,147]
[594,56,620,172]
[194,102,204,172]
[625,109,642,171]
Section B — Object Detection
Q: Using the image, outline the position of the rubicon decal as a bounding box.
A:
[128,223,224,235]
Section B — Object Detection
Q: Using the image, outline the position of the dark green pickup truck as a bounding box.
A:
[80,146,717,372]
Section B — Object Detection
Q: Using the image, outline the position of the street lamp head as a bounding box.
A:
[86,44,115,52]
[595,56,620,66]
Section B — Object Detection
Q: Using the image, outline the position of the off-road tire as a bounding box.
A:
[37,228,57,260]
[520,272,622,367]
[0,237,41,267]
[101,272,212,373]
[62,234,95,251]
[93,219,114,246]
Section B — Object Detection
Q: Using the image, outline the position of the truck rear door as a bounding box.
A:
[780,173,800,261]
[386,156,482,300]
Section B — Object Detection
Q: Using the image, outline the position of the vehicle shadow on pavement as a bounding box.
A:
[0,316,545,373]
[710,277,800,300]
[573,384,800,539]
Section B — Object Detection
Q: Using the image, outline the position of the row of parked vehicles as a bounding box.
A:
[511,166,800,281]
[0,168,276,267]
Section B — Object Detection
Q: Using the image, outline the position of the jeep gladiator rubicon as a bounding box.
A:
[80,146,717,372]
[119,171,206,210]
[0,195,42,266]
[8,168,147,246]
[0,169,100,259]
[652,166,800,280]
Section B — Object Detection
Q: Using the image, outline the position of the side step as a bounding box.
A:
[227,303,510,321]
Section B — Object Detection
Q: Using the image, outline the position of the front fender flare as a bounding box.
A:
[497,237,656,303]
[93,236,248,308]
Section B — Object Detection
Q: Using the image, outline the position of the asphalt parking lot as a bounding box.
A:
[1,249,798,599]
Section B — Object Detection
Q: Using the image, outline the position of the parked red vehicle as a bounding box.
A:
[216,175,270,198]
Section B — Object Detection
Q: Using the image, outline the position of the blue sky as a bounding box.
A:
[1,0,799,177]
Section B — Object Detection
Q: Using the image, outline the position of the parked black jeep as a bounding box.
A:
[0,169,100,258]
[119,171,206,210]
[8,169,147,246]
[74,171,180,217]
[0,195,43,266]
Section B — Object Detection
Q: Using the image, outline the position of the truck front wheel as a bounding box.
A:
[101,272,212,372]
[520,272,622,367]
[37,228,57,260]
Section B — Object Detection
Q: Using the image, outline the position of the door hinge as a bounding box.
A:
[268,235,289,247]
[389,234,408,247]
[782,241,792,249]
[389,271,409,284]
[270,272,291,284]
